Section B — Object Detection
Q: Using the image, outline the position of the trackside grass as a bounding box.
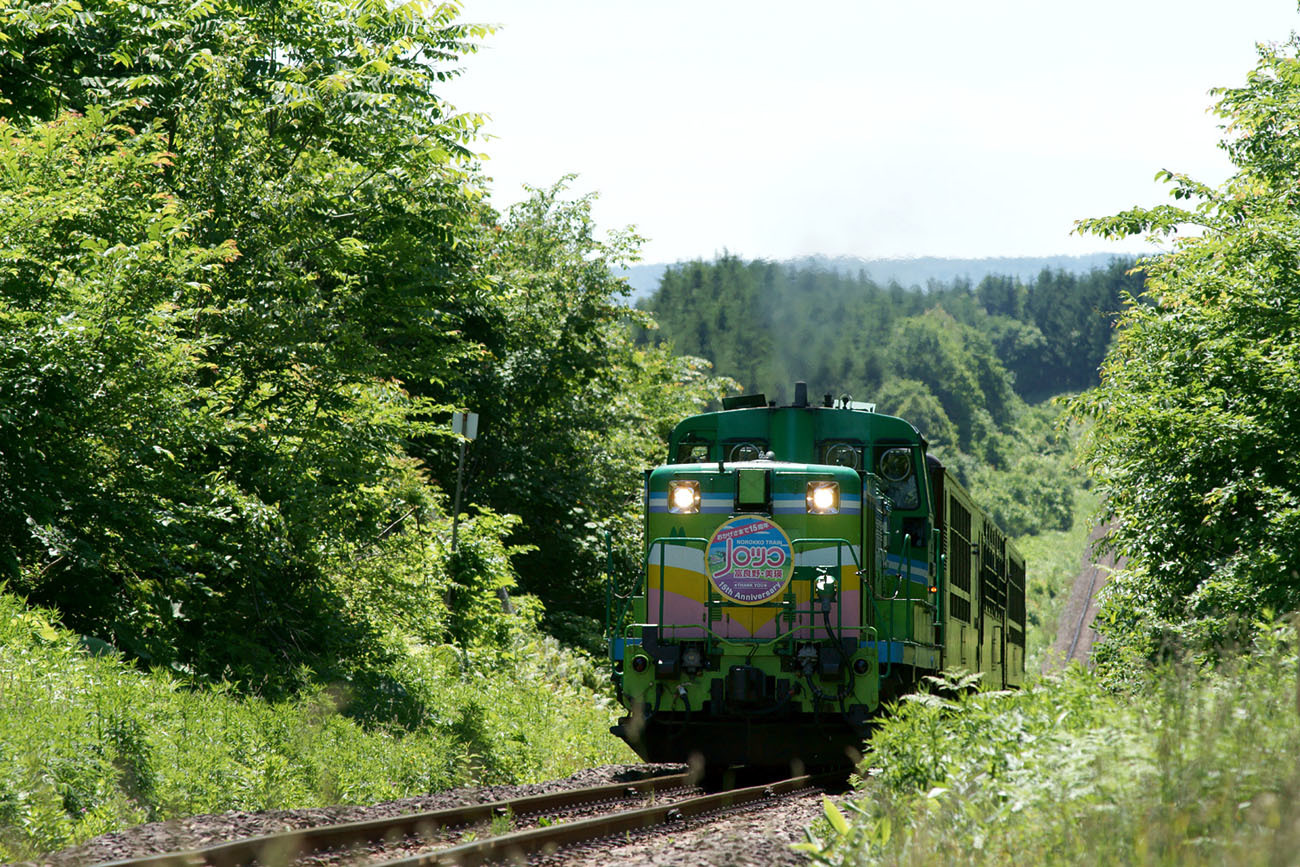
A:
[0,591,633,862]
[797,620,1300,865]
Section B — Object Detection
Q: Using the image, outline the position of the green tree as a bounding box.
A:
[883,308,1017,455]
[0,111,245,666]
[0,0,497,691]
[1073,36,1300,659]
[874,379,958,448]
[425,181,733,642]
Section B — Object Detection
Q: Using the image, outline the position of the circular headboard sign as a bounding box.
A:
[706,515,794,605]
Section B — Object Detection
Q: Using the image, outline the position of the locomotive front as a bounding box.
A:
[608,387,899,772]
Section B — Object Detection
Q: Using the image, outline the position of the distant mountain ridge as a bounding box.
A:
[617,252,1146,304]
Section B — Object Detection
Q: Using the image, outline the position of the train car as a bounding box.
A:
[606,382,1025,773]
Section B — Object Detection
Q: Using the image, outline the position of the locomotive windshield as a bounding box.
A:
[673,438,711,463]
[725,440,768,462]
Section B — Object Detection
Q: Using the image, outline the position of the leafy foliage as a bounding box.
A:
[961,400,1080,539]
[797,619,1300,865]
[0,0,735,703]
[0,111,249,668]
[0,102,470,690]
[1072,36,1300,660]
[881,307,1014,455]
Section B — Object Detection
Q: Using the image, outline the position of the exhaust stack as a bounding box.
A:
[793,381,808,408]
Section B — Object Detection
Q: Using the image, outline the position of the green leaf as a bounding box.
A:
[823,796,850,836]
[876,815,891,847]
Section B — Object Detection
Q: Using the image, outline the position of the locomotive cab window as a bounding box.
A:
[876,446,920,510]
[673,437,712,463]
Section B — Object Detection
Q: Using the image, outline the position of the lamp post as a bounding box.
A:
[450,411,478,554]
[448,410,513,614]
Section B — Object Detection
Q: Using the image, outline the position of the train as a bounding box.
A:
[606,382,1025,774]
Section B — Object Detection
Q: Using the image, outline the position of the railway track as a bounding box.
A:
[1050,521,1125,668]
[1065,552,1102,664]
[90,772,834,867]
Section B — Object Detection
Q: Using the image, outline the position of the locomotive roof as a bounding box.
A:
[668,404,924,449]
[649,459,864,476]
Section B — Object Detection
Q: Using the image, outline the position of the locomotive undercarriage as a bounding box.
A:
[612,700,872,770]
[611,626,878,769]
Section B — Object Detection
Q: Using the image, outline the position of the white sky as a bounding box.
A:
[442,0,1300,263]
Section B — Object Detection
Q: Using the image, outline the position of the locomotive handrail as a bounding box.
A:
[637,535,871,651]
[897,534,915,658]
[880,533,914,678]
[932,526,944,633]
[791,537,861,566]
[791,537,860,650]
[644,536,711,642]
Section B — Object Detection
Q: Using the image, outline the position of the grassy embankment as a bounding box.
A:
[0,590,634,862]
[798,620,1300,865]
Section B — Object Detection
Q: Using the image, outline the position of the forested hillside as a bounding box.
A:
[644,254,1141,407]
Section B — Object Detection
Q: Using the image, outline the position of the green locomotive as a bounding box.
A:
[607,382,1025,772]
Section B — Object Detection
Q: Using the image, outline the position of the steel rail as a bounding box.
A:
[373,772,834,867]
[91,773,692,867]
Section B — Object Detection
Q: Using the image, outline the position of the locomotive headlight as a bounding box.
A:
[806,481,840,514]
[668,480,701,514]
